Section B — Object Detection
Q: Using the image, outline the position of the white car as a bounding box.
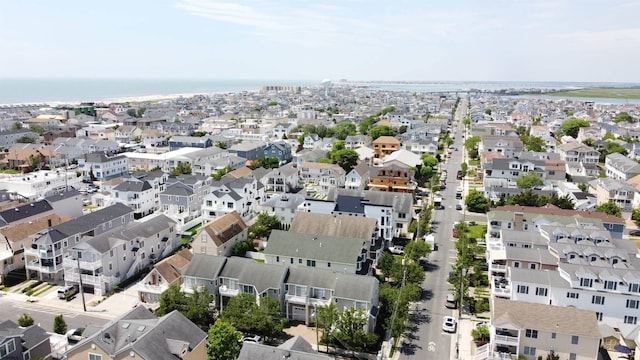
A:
[66,328,85,342]
[389,246,405,255]
[442,316,457,333]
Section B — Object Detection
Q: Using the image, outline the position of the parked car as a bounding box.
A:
[66,328,85,342]
[445,293,457,309]
[630,230,640,236]
[442,316,457,333]
[455,204,463,211]
[389,246,405,255]
[241,334,263,344]
[475,321,490,329]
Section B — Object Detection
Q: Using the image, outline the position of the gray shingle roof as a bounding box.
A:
[238,341,331,360]
[183,254,228,278]
[289,213,376,240]
[218,256,287,294]
[285,266,377,303]
[113,180,152,192]
[265,230,366,265]
[0,200,52,224]
[76,307,206,360]
[48,203,133,243]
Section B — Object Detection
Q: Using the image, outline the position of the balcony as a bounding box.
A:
[486,351,517,360]
[285,293,307,305]
[25,260,58,274]
[494,334,519,346]
[24,247,55,258]
[490,263,507,272]
[65,272,116,286]
[138,282,168,294]
[218,285,239,297]
[63,257,102,272]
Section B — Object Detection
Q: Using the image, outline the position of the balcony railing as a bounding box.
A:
[63,257,102,271]
[65,272,116,286]
[487,351,517,360]
[494,334,519,345]
[492,286,511,298]
[218,285,239,297]
[490,263,507,272]
[138,282,168,294]
[25,261,58,274]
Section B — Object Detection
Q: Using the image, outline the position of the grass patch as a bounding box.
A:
[186,223,202,236]
[0,169,21,174]
[31,284,53,297]
[468,159,479,166]
[253,259,265,263]
[468,225,488,240]
[547,88,640,99]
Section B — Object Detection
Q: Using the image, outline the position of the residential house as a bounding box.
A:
[300,189,413,242]
[63,213,178,295]
[382,149,422,168]
[588,177,636,211]
[25,116,61,129]
[403,139,438,156]
[264,229,370,275]
[261,194,306,229]
[0,129,39,149]
[168,136,213,151]
[160,174,211,231]
[289,212,381,267]
[576,126,604,143]
[79,152,128,181]
[137,248,193,305]
[217,256,288,311]
[228,140,267,161]
[263,142,292,165]
[111,177,157,219]
[372,136,401,159]
[42,127,77,145]
[479,135,524,158]
[141,128,167,147]
[295,149,328,168]
[367,164,415,193]
[238,337,332,360]
[0,213,68,283]
[262,163,299,194]
[557,142,600,165]
[114,125,142,144]
[303,133,322,149]
[24,203,134,283]
[65,307,207,360]
[344,135,371,150]
[298,162,346,194]
[195,211,247,256]
[605,153,640,181]
[488,298,599,360]
[0,320,51,360]
[0,148,43,171]
[284,266,379,331]
[273,123,295,139]
[202,174,263,223]
[345,161,370,190]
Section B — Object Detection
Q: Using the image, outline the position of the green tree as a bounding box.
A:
[548,193,576,210]
[404,240,431,262]
[378,252,395,280]
[465,189,490,213]
[157,283,188,316]
[331,149,359,173]
[16,136,36,143]
[602,131,616,140]
[171,161,192,175]
[11,122,23,130]
[599,142,628,162]
[127,108,138,118]
[317,302,339,348]
[560,119,590,138]
[515,172,544,190]
[359,117,376,135]
[249,157,280,170]
[332,122,356,140]
[207,321,242,360]
[632,209,640,227]
[461,162,468,178]
[464,135,481,159]
[472,324,490,343]
[578,183,588,192]
[17,313,34,327]
[248,212,281,240]
[28,154,42,170]
[526,136,546,152]
[595,201,622,218]
[614,111,633,123]
[220,293,286,341]
[29,124,46,135]
[333,307,378,352]
[368,125,395,140]
[484,109,492,115]
[53,314,67,335]
[422,154,438,168]
[211,166,232,180]
[184,287,217,328]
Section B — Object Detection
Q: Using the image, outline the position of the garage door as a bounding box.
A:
[291,305,306,322]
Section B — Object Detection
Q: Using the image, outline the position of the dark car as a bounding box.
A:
[630,230,640,236]
[456,204,463,211]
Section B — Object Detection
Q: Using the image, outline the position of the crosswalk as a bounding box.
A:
[12,302,79,318]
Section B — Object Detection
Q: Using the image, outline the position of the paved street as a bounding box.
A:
[397,98,468,359]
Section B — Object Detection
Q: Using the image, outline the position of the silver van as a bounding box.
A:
[57,285,78,300]
[445,293,457,309]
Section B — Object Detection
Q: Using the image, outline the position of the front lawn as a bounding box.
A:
[468,224,487,241]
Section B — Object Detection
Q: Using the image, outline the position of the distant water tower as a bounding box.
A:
[321,79,332,97]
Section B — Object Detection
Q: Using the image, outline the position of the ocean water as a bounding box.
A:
[0,78,639,105]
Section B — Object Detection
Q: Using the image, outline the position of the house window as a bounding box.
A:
[629,283,640,293]
[306,260,316,267]
[298,259,302,264]
[290,258,293,264]
[625,316,638,325]
[327,262,331,268]
[551,332,556,339]
[89,354,103,360]
[605,281,617,290]
[529,263,536,270]
[110,250,113,257]
[123,256,126,262]
[596,312,603,321]
[109,263,112,271]
[535,287,548,296]
[580,278,593,287]
[627,299,640,309]
[516,285,529,294]
[513,262,520,268]
[0,338,15,357]
[276,256,279,263]
[592,295,605,305]
[571,335,579,344]
[525,329,538,338]
[566,292,579,299]
[569,354,576,360]
[523,346,536,356]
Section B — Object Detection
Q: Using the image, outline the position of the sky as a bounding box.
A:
[0,0,639,82]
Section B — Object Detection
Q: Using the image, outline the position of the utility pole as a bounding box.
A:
[76,254,87,312]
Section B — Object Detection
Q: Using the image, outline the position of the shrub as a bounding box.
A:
[18,313,34,327]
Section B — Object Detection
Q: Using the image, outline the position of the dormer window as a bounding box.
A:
[580,278,593,287]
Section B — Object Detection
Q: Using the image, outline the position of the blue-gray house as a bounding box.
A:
[264,142,292,165]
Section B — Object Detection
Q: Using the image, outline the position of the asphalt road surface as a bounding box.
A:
[398,98,468,360]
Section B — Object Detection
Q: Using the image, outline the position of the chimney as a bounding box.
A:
[514,212,524,231]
